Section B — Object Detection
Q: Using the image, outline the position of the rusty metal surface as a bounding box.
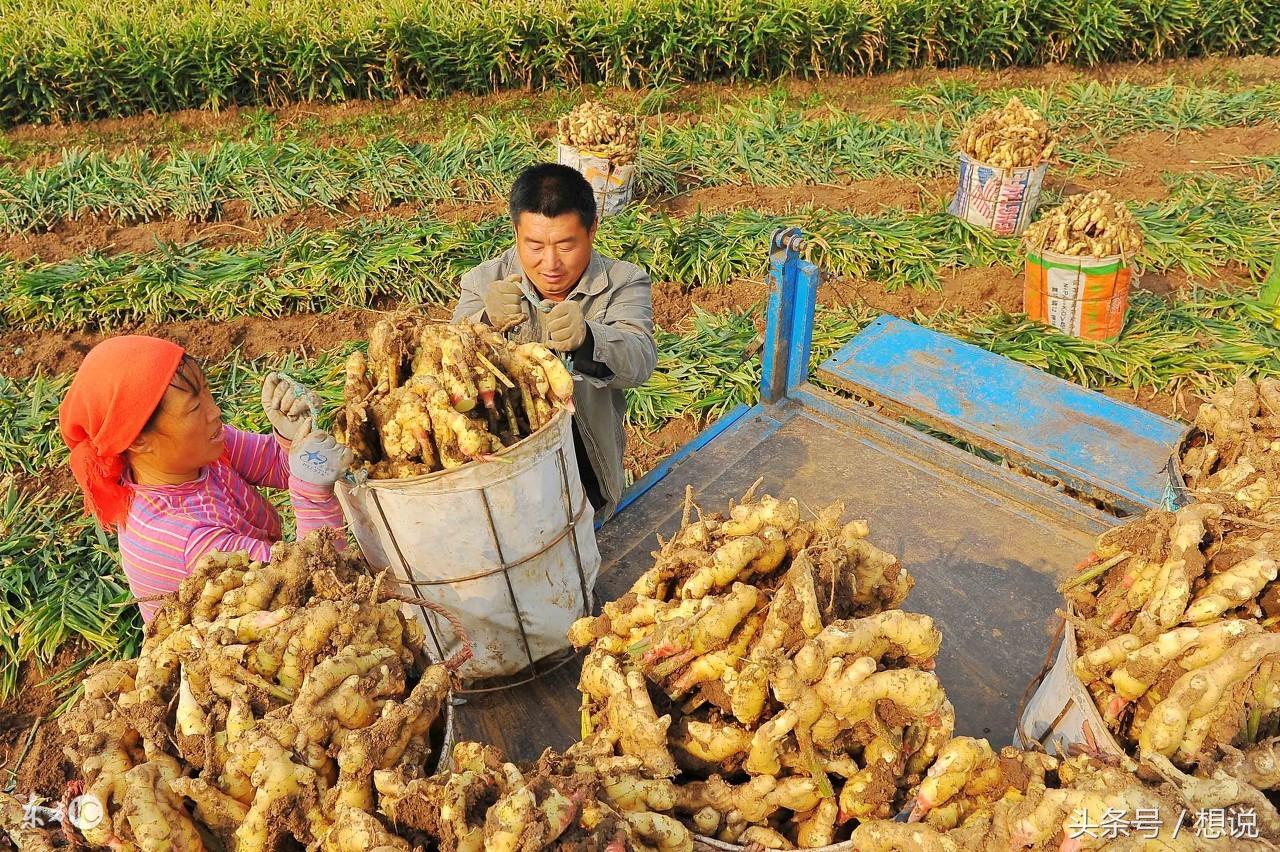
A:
[452,388,1108,759]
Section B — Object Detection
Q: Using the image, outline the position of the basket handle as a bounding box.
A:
[380,592,475,672]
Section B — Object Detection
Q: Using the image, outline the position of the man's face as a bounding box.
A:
[514,211,597,299]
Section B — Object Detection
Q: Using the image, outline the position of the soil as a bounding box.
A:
[1134,266,1255,298]
[0,198,506,265]
[0,644,84,801]
[1059,124,1280,203]
[651,278,768,331]
[0,305,421,378]
[1103,386,1200,421]
[5,56,1278,167]
[656,176,952,216]
[820,265,1025,316]
[625,415,702,482]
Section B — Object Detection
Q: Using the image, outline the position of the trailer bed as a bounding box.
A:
[452,385,1111,762]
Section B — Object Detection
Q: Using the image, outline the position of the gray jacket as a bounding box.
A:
[452,248,658,520]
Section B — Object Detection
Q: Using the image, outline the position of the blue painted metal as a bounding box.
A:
[608,403,758,524]
[819,315,1185,512]
[790,387,1111,533]
[762,227,811,402]
[611,227,813,525]
[787,252,820,394]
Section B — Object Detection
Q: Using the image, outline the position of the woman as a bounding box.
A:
[58,335,351,624]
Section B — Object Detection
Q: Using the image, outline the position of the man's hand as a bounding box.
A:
[483,275,526,326]
[262,372,316,441]
[288,420,352,489]
[545,300,587,352]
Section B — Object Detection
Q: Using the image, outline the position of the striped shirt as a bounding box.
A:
[118,426,345,623]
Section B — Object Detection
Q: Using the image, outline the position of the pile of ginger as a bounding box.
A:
[33,531,455,852]
[336,315,575,480]
[851,736,1280,850]
[568,482,949,847]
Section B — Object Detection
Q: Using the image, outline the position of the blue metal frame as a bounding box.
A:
[610,227,820,525]
[607,403,758,525]
[762,227,820,402]
[821,315,1185,513]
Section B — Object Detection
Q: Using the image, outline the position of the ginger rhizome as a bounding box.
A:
[1062,498,1280,773]
[557,101,640,164]
[852,744,1278,851]
[335,314,575,480]
[955,97,1056,169]
[1022,189,1144,258]
[1180,377,1280,516]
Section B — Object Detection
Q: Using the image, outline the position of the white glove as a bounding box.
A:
[288,421,352,488]
[263,372,317,441]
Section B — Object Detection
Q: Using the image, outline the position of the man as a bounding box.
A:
[453,163,657,521]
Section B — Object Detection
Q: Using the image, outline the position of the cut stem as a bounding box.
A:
[1059,550,1133,592]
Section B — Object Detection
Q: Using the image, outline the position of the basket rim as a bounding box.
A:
[956,150,1052,172]
[1025,246,1131,265]
[343,407,570,490]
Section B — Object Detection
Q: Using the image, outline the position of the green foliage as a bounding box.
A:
[4,164,1276,332]
[0,480,138,701]
[2,0,1278,126]
[2,81,1275,234]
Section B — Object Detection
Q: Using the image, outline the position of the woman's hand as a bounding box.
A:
[288,420,352,488]
[262,372,317,441]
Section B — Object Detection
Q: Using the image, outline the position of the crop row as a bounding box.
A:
[3,0,1279,126]
[3,80,1278,233]
[2,164,1277,332]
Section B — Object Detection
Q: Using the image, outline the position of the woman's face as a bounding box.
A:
[133,362,225,474]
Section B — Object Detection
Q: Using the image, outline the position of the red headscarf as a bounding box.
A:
[59,336,186,531]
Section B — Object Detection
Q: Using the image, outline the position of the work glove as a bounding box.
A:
[288,420,352,489]
[483,275,526,326]
[545,300,587,352]
[262,372,317,441]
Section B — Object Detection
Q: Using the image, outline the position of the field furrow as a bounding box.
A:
[2,80,1277,235]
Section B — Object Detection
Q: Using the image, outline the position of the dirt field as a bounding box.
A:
[0,647,82,802]
[5,55,1278,168]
